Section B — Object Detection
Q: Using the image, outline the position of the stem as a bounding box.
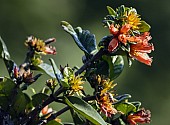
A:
[18,87,65,124]
[75,48,106,76]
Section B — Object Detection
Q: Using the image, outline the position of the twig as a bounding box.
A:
[75,48,106,76]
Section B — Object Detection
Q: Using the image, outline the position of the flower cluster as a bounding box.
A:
[103,5,154,66]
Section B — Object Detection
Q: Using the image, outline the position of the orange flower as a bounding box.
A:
[129,36,154,66]
[127,108,151,125]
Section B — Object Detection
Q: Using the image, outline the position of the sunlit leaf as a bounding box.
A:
[107,6,116,16]
[115,102,136,115]
[138,21,151,32]
[61,21,97,55]
[33,63,56,78]
[65,96,107,125]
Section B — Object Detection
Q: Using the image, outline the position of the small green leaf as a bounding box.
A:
[115,102,136,115]
[138,21,151,32]
[107,6,116,16]
[32,93,49,107]
[103,55,124,80]
[0,36,10,60]
[65,96,107,125]
[61,21,97,55]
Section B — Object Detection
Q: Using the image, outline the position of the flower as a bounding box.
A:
[13,65,42,84]
[25,36,56,55]
[96,76,117,117]
[127,108,151,125]
[97,92,117,117]
[69,75,84,96]
[129,33,154,66]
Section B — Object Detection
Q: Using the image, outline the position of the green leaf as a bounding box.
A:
[12,91,31,116]
[138,21,151,32]
[70,108,85,125]
[32,93,49,107]
[46,120,63,125]
[33,63,56,78]
[61,21,97,55]
[65,96,107,125]
[0,77,16,110]
[103,55,124,80]
[115,102,136,115]
[49,58,63,81]
[0,36,10,60]
[0,77,31,117]
[107,6,116,16]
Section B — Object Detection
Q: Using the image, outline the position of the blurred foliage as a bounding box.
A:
[0,0,169,125]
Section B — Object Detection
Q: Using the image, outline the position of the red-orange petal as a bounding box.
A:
[108,38,119,52]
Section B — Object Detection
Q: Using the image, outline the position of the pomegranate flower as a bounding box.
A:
[129,35,154,66]
[127,108,151,125]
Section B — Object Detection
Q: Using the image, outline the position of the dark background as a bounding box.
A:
[0,0,169,124]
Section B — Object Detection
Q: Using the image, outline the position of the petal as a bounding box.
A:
[120,24,131,34]
[130,43,154,53]
[130,52,153,66]
[45,46,57,55]
[108,38,119,52]
[109,24,119,35]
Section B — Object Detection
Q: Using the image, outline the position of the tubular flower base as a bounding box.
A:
[127,108,151,125]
